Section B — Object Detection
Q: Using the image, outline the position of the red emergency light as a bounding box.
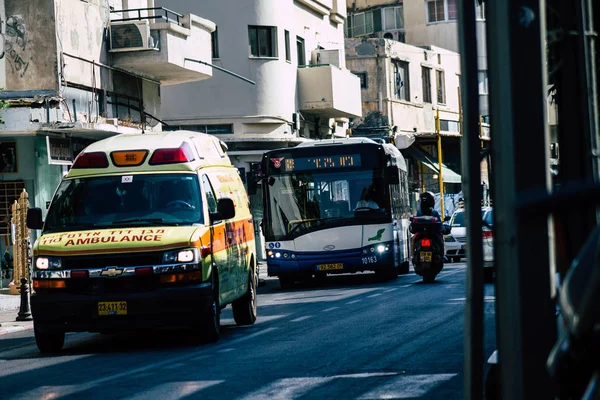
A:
[149,142,195,165]
[72,152,109,169]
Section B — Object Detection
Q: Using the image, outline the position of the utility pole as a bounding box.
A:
[485,0,557,399]
[436,108,445,219]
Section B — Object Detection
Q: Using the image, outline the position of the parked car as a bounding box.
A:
[444,233,463,263]
[449,207,495,281]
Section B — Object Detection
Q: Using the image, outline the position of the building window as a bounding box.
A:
[422,66,432,103]
[440,119,460,132]
[212,26,219,59]
[296,36,306,66]
[353,72,368,89]
[383,6,404,30]
[427,0,457,23]
[248,26,277,58]
[478,70,488,94]
[393,61,410,101]
[284,30,291,62]
[350,11,374,36]
[436,70,446,104]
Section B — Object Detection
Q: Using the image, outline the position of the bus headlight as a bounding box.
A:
[36,257,62,270]
[162,249,199,264]
[376,245,390,253]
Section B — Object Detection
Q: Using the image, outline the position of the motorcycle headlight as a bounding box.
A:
[36,256,62,270]
[162,249,199,264]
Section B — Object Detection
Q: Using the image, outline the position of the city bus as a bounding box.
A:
[260,137,411,288]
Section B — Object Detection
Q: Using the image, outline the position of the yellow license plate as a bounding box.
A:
[98,301,127,316]
[317,263,343,271]
[420,252,432,262]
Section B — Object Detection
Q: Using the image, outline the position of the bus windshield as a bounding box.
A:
[263,169,389,241]
[44,173,204,233]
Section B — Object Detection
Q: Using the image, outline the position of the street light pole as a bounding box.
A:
[436,108,445,219]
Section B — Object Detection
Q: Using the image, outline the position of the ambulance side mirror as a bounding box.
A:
[27,208,43,230]
[210,198,235,223]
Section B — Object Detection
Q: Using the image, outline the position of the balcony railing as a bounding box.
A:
[110,7,184,26]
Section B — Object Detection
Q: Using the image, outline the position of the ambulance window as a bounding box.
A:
[202,175,218,213]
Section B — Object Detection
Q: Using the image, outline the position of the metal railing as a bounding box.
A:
[110,7,184,26]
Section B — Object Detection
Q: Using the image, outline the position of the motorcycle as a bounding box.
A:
[410,215,452,283]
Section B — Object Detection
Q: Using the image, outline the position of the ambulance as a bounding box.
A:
[27,131,258,353]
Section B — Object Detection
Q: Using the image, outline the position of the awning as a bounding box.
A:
[401,145,462,184]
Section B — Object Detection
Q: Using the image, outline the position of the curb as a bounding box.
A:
[0,323,33,336]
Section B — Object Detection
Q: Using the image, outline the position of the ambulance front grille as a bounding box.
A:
[62,252,164,270]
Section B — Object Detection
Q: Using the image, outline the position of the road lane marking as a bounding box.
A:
[238,377,334,400]
[357,373,457,399]
[367,293,382,298]
[122,381,224,400]
[290,316,312,322]
[346,300,361,304]
[322,307,339,312]
[383,288,398,293]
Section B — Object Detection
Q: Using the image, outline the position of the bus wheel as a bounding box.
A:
[200,272,221,343]
[232,269,258,326]
[34,324,65,353]
[279,276,295,289]
[398,261,410,275]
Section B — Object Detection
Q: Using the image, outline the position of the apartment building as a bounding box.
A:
[346,38,464,198]
[0,0,214,250]
[346,0,489,118]
[157,0,362,255]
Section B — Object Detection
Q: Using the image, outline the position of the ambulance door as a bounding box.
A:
[201,174,233,298]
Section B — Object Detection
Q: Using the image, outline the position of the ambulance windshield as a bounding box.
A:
[44,174,204,233]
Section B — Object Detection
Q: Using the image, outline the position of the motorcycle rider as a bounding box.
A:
[410,191,442,263]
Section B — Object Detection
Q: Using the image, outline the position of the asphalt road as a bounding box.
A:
[0,262,496,399]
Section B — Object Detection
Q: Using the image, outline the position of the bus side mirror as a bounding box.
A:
[210,198,235,223]
[27,208,43,230]
[386,166,399,184]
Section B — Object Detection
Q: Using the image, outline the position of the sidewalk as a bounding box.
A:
[0,290,33,336]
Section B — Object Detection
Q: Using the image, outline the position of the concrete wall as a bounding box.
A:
[1,0,59,91]
[347,0,398,9]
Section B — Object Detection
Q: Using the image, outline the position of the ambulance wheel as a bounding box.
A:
[34,324,65,353]
[232,268,257,326]
[201,272,221,343]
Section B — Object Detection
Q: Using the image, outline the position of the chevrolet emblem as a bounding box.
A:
[101,267,124,277]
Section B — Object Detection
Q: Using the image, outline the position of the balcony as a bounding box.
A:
[108,8,215,85]
[297,65,362,119]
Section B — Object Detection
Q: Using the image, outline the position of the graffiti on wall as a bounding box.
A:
[0,14,31,78]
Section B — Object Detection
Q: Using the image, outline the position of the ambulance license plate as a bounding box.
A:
[98,301,127,316]
[420,252,432,262]
[317,263,343,271]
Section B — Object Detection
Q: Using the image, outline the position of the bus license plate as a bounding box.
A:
[317,263,343,271]
[420,252,432,262]
[98,301,127,316]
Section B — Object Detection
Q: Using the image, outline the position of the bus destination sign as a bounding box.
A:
[282,154,362,172]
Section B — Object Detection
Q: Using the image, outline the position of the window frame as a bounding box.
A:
[350,10,374,36]
[296,36,306,66]
[436,70,446,104]
[248,25,278,58]
[211,26,219,59]
[422,66,432,103]
[353,71,368,89]
[393,60,410,102]
[382,5,404,30]
[426,0,457,23]
[284,30,291,62]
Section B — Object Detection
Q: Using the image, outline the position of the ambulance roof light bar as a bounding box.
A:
[149,142,196,165]
[72,152,109,169]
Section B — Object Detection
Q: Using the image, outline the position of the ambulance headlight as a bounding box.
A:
[36,257,62,270]
[162,249,199,264]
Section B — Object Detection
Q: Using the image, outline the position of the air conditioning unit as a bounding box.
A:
[380,30,405,43]
[311,49,342,68]
[109,20,154,52]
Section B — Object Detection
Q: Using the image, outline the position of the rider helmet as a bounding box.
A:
[420,191,435,209]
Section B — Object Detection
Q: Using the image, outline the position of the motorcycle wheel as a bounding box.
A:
[422,271,436,283]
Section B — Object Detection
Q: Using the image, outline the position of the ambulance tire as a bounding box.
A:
[34,324,65,353]
[232,268,258,326]
[200,272,221,343]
